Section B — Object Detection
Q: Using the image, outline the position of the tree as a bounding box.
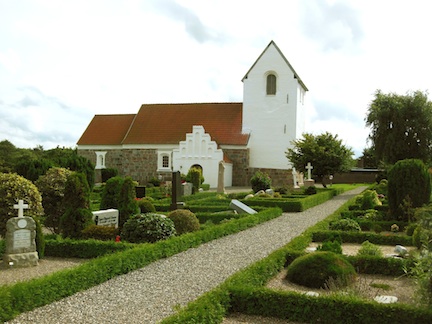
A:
[35,167,73,234]
[59,172,93,239]
[286,132,354,186]
[365,90,432,164]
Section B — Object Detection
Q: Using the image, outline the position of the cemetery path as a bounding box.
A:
[7,186,367,324]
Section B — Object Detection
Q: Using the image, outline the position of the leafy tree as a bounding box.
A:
[286,132,354,186]
[35,167,73,234]
[365,90,432,164]
[59,172,93,238]
[360,147,378,168]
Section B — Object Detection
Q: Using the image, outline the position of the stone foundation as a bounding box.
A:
[3,252,39,268]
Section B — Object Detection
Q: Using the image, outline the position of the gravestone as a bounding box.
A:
[374,295,398,304]
[170,171,184,210]
[182,182,193,196]
[304,162,315,188]
[217,161,226,194]
[3,200,39,268]
[292,167,300,188]
[229,199,257,214]
[92,209,119,228]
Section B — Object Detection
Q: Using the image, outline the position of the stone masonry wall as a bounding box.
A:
[78,149,158,185]
[247,167,294,189]
[223,148,249,186]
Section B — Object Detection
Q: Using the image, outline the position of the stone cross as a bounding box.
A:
[14,200,29,218]
[292,167,299,188]
[306,162,313,180]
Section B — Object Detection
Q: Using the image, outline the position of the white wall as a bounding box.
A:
[172,126,232,188]
[242,43,306,170]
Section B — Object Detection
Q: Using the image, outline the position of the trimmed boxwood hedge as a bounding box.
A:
[312,230,413,246]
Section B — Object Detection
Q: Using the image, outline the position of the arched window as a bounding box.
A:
[266,74,276,95]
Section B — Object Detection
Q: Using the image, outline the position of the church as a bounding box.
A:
[77,41,308,188]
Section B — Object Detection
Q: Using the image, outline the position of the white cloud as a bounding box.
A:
[0,0,432,158]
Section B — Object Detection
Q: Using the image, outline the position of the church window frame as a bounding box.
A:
[266,73,277,95]
[157,151,172,171]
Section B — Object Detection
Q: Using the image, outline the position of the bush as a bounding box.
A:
[329,218,361,232]
[168,209,200,235]
[357,240,383,257]
[0,172,44,237]
[388,159,431,220]
[59,172,93,239]
[286,251,356,289]
[35,167,73,234]
[250,171,271,193]
[405,223,418,236]
[357,190,382,210]
[186,167,204,193]
[304,186,317,195]
[118,177,139,229]
[101,168,118,183]
[100,176,124,210]
[35,217,45,259]
[316,240,342,254]
[121,213,176,243]
[81,224,118,240]
[137,198,156,213]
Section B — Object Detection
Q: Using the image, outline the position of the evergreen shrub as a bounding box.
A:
[121,213,176,243]
[388,159,431,220]
[286,251,356,288]
[101,168,118,183]
[168,209,200,234]
[329,218,361,231]
[59,172,93,239]
[117,177,139,228]
[316,239,342,254]
[304,186,317,195]
[81,224,118,240]
[35,167,72,234]
[0,173,44,237]
[186,167,204,193]
[137,198,156,213]
[357,240,383,257]
[100,176,124,210]
[250,171,271,193]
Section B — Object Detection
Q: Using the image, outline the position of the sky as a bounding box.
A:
[1,0,432,158]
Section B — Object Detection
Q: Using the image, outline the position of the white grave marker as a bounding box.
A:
[306,162,313,180]
[292,167,299,188]
[14,200,29,218]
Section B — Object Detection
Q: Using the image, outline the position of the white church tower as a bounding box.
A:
[242,40,308,169]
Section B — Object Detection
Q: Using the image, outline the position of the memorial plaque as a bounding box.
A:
[13,229,31,249]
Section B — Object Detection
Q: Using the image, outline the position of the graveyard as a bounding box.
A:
[1,159,432,323]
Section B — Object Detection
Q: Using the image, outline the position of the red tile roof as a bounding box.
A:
[77,114,135,145]
[77,103,249,146]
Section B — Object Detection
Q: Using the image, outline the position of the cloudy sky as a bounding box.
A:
[1,0,431,157]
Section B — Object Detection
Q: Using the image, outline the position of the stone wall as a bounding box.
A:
[224,148,249,186]
[247,167,294,188]
[78,149,158,185]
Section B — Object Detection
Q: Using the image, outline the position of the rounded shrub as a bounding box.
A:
[137,198,156,213]
[359,190,382,210]
[100,176,124,210]
[121,213,176,243]
[0,172,44,237]
[118,177,139,229]
[168,209,200,235]
[304,186,317,195]
[101,168,118,183]
[286,252,356,289]
[329,218,361,232]
[388,159,431,220]
[250,171,271,193]
[357,240,383,257]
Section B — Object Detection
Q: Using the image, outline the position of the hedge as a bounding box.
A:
[312,230,414,246]
[0,207,282,322]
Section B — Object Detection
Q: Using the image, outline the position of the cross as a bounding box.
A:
[13,200,29,218]
[306,162,313,180]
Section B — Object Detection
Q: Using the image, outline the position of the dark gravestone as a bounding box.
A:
[136,186,146,198]
[170,171,184,210]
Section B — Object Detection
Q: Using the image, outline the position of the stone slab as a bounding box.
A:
[229,199,257,214]
[92,209,119,228]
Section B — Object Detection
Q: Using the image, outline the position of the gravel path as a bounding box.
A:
[7,187,366,324]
